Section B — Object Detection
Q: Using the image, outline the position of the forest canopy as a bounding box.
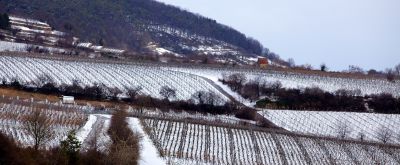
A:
[0,0,264,55]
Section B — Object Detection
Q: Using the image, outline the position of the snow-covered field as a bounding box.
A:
[0,100,88,148]
[0,41,29,52]
[0,102,165,164]
[0,56,228,102]
[163,66,400,97]
[1,98,399,164]
[0,41,66,53]
[76,115,166,165]
[127,107,257,125]
[260,110,400,144]
[141,118,400,165]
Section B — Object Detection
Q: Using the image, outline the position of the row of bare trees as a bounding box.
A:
[220,73,400,114]
[342,64,400,82]
[336,121,399,144]
[2,75,258,121]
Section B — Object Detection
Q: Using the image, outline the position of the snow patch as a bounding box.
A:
[76,115,97,143]
[127,118,166,165]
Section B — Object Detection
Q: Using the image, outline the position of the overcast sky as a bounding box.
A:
[157,0,400,71]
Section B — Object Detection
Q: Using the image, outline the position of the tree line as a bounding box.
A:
[1,75,262,122]
[1,0,264,55]
[287,59,400,83]
[220,73,400,114]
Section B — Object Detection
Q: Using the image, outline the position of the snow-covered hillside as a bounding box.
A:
[146,25,241,56]
[0,56,229,102]
[260,110,400,144]
[163,66,400,97]
[1,96,399,164]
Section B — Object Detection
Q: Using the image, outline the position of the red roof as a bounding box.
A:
[258,58,268,64]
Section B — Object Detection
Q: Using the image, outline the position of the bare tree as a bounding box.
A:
[107,138,140,165]
[126,87,142,102]
[107,110,141,165]
[159,86,176,101]
[347,65,364,74]
[358,132,365,141]
[386,69,396,82]
[223,73,247,91]
[367,69,379,76]
[1,77,6,86]
[191,91,222,106]
[241,81,260,102]
[24,108,55,150]
[336,121,351,139]
[26,45,35,52]
[203,91,221,106]
[108,87,122,101]
[394,63,400,76]
[377,126,393,143]
[35,74,54,87]
[191,91,206,105]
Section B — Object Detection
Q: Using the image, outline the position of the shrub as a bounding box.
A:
[235,107,257,121]
[107,110,141,165]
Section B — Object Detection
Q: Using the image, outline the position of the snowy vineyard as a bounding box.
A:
[0,56,228,102]
[76,114,166,164]
[0,99,88,148]
[260,110,400,144]
[163,66,400,97]
[141,118,400,165]
[127,107,257,126]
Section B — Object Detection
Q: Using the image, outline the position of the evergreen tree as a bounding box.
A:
[0,13,10,30]
[60,131,82,165]
[320,63,328,72]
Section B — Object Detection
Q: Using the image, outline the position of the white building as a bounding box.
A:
[62,96,75,104]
